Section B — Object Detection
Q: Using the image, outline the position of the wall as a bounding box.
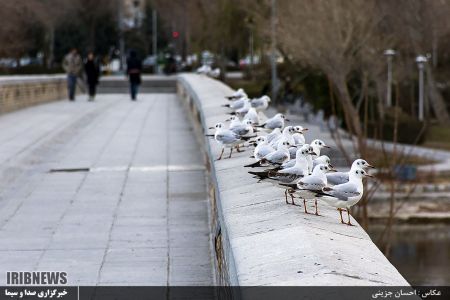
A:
[177,73,410,287]
[0,75,68,114]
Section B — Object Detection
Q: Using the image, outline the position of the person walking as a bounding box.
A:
[62,48,82,101]
[84,52,100,101]
[126,50,142,101]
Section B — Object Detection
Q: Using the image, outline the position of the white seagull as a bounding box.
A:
[282,163,335,215]
[250,95,271,112]
[226,88,247,100]
[209,123,251,160]
[243,107,259,125]
[326,159,375,186]
[316,168,373,225]
[222,97,248,110]
[244,140,291,168]
[249,146,312,204]
[256,113,289,131]
[253,136,275,161]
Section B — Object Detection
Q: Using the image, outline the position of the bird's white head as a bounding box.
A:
[255,136,266,144]
[293,125,307,133]
[316,155,331,165]
[311,139,330,149]
[278,140,292,149]
[350,168,374,179]
[244,119,253,125]
[297,145,311,157]
[352,159,375,170]
[314,163,335,174]
[262,95,271,102]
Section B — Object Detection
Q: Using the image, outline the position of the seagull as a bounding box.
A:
[209,122,251,160]
[326,159,375,186]
[253,136,275,161]
[222,97,248,110]
[265,128,282,144]
[282,144,314,170]
[250,95,271,112]
[209,68,220,78]
[227,115,242,128]
[230,100,252,116]
[310,139,330,158]
[307,139,330,173]
[316,168,373,225]
[281,163,335,215]
[196,64,211,74]
[244,140,291,168]
[228,116,254,137]
[270,126,306,149]
[243,107,259,125]
[292,127,308,145]
[255,113,289,131]
[313,155,332,170]
[249,145,312,204]
[226,88,247,100]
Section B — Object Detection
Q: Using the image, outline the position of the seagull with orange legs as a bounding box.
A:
[316,168,374,225]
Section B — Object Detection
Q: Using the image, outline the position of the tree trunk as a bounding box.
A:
[426,64,450,124]
[374,76,386,118]
[332,75,366,156]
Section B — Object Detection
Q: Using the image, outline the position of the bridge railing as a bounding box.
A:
[176,73,409,287]
[0,75,68,114]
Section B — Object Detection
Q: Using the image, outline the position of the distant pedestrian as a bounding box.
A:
[126,50,142,101]
[84,52,100,101]
[62,48,82,101]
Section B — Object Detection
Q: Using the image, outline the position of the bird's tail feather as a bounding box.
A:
[244,159,267,168]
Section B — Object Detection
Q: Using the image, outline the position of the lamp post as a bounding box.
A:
[245,16,254,79]
[117,0,125,72]
[270,0,278,103]
[416,55,427,121]
[384,49,396,107]
[152,9,158,74]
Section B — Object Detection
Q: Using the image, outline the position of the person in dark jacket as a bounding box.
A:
[126,50,142,101]
[84,52,100,101]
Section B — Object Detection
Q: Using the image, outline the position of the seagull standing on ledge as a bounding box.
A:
[210,123,251,160]
[282,163,335,215]
[250,95,271,112]
[226,88,247,100]
[316,168,373,225]
[326,159,375,186]
[256,113,289,131]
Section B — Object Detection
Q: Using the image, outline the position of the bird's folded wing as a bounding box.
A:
[217,132,238,143]
[326,172,349,185]
[320,182,360,200]
[266,151,288,163]
[269,173,300,184]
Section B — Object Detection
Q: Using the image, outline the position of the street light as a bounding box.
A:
[270,0,279,103]
[384,49,396,108]
[152,9,158,74]
[416,55,427,122]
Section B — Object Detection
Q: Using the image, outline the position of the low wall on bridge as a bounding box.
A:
[177,73,409,287]
[0,75,69,114]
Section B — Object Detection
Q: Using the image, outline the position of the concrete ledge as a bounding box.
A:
[177,73,409,286]
[0,75,68,114]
